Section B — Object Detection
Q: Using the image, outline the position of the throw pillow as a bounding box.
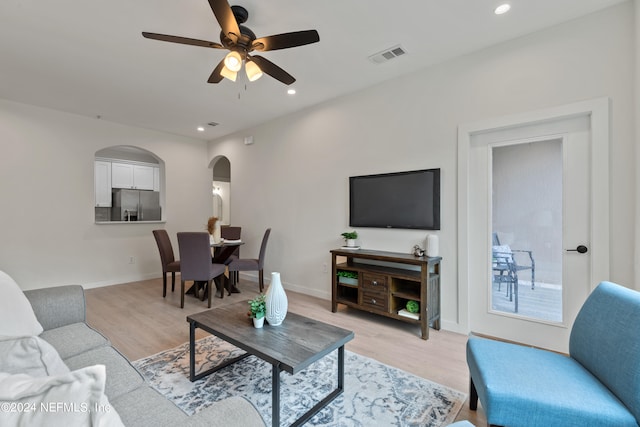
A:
[0,336,69,377]
[0,365,125,427]
[0,270,43,339]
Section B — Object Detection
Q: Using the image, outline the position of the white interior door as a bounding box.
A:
[458,99,610,353]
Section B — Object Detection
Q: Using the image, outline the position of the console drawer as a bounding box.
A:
[361,290,388,311]
[361,273,387,291]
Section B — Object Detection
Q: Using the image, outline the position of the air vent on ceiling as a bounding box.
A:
[368,45,407,64]
[207,122,219,127]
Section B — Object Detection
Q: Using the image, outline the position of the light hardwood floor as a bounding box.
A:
[85,277,486,425]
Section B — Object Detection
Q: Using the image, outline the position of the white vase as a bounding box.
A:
[252,316,264,328]
[265,272,288,326]
[346,239,356,247]
[426,234,439,257]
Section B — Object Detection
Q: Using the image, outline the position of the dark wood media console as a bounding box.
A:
[330,248,442,340]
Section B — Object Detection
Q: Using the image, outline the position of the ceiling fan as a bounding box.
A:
[142,0,320,85]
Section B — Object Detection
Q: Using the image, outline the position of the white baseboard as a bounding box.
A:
[440,319,469,335]
[82,272,160,289]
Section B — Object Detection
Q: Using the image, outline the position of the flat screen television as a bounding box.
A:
[349,168,440,230]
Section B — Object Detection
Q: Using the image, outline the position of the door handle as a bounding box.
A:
[566,245,588,254]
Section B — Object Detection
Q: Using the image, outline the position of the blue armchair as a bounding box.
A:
[466,281,640,427]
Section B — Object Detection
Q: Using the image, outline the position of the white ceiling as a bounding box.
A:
[0,0,626,141]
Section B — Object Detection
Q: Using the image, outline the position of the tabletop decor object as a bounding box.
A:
[406,300,420,313]
[337,270,358,285]
[265,272,287,326]
[426,234,439,257]
[247,294,266,328]
[341,231,358,247]
[207,216,222,244]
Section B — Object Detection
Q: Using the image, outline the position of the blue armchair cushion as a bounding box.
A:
[570,281,640,422]
[467,336,637,427]
[467,281,640,427]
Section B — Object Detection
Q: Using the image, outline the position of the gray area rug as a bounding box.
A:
[133,335,466,426]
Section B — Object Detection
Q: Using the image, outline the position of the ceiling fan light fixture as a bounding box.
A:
[224,51,242,72]
[142,2,319,86]
[220,65,237,81]
[245,60,263,81]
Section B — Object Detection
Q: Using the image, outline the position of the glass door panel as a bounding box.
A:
[491,139,563,323]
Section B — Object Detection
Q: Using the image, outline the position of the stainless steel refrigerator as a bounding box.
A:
[111,189,161,221]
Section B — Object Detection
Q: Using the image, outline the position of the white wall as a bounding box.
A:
[208,3,636,330]
[635,0,640,290]
[0,99,212,289]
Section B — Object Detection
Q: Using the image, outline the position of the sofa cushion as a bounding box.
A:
[110,384,189,426]
[0,365,124,427]
[64,346,144,400]
[0,270,43,338]
[570,281,640,423]
[467,336,637,427]
[0,336,69,377]
[40,322,109,360]
[24,285,86,331]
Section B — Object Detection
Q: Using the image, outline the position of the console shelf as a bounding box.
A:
[331,248,441,340]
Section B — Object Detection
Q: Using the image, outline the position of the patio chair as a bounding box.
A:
[492,233,535,313]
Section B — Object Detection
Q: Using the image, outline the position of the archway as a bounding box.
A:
[209,156,231,224]
[94,145,165,222]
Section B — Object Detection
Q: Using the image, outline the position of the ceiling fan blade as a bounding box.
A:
[142,32,224,49]
[208,0,240,42]
[207,59,226,83]
[249,55,295,85]
[252,30,319,52]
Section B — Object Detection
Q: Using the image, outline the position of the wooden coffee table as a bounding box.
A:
[186,301,354,427]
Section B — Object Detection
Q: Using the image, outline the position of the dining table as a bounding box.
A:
[211,239,244,295]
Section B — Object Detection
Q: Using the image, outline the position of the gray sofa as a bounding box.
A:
[24,285,265,427]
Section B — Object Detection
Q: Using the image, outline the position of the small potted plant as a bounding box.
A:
[337,270,358,286]
[341,231,358,247]
[247,294,266,328]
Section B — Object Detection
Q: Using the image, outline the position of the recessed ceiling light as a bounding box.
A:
[197,127,205,132]
[287,88,296,95]
[494,3,511,15]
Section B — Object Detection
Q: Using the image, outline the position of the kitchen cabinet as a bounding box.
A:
[111,163,155,190]
[94,161,112,207]
[153,167,160,191]
[133,165,154,190]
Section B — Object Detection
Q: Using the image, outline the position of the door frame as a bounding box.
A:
[456,98,610,334]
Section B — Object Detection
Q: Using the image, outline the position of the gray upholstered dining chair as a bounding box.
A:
[220,225,242,283]
[227,228,271,292]
[152,229,181,298]
[177,232,227,309]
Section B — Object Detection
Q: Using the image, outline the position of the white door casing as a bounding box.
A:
[457,98,610,352]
